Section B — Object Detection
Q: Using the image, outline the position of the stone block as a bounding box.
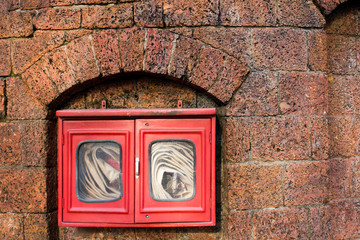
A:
[118,27,146,72]
[144,29,175,74]
[91,30,121,76]
[228,211,252,240]
[309,205,331,240]
[22,61,58,105]
[65,35,100,83]
[278,0,325,27]
[7,77,47,120]
[21,0,49,9]
[0,40,11,76]
[168,36,202,79]
[308,30,328,72]
[220,0,276,26]
[252,28,307,71]
[328,158,352,199]
[0,214,23,240]
[191,47,226,90]
[134,0,163,27]
[226,71,278,116]
[311,116,329,160]
[223,117,250,163]
[193,27,250,63]
[0,169,48,212]
[82,4,133,29]
[0,11,33,38]
[253,208,309,239]
[0,123,21,166]
[34,7,81,30]
[164,0,219,26]
[279,72,328,115]
[284,161,329,206]
[327,35,357,75]
[227,164,282,210]
[251,116,311,161]
[208,56,249,103]
[43,46,78,94]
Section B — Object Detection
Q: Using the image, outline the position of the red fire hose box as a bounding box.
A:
[56,108,216,227]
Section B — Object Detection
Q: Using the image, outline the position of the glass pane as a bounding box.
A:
[77,141,122,202]
[150,140,195,201]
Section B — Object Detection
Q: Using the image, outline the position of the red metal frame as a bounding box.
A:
[57,108,216,227]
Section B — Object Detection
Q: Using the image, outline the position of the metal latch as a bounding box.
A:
[135,157,139,178]
[178,100,183,108]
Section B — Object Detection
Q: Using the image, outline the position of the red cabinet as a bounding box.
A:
[57,109,216,227]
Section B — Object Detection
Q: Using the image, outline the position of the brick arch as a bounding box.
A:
[19,27,249,108]
[314,0,353,15]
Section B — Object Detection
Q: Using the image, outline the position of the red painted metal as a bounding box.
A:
[177,100,183,108]
[57,108,216,227]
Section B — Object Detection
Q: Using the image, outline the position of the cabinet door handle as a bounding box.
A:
[135,157,139,178]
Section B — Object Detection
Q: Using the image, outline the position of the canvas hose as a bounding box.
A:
[150,141,195,200]
[78,142,121,201]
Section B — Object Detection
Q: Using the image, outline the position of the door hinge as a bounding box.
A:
[209,132,212,144]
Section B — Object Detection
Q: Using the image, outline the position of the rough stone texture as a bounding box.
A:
[251,116,311,161]
[134,0,163,27]
[329,75,360,115]
[227,164,282,210]
[221,0,276,26]
[327,35,357,75]
[193,27,250,63]
[0,11,33,38]
[351,157,360,198]
[42,46,78,94]
[329,199,360,239]
[0,0,19,11]
[0,79,4,118]
[226,71,279,116]
[224,117,250,163]
[65,35,100,83]
[12,30,91,74]
[311,116,329,160]
[20,121,56,167]
[50,0,116,6]
[7,77,47,120]
[168,36,203,79]
[24,214,50,240]
[163,0,219,26]
[279,72,328,115]
[34,7,81,30]
[144,29,175,74]
[82,4,133,29]
[252,28,307,71]
[191,47,226,90]
[0,214,23,240]
[328,158,352,199]
[118,27,146,72]
[0,169,48,212]
[284,161,329,206]
[0,40,11,76]
[208,56,249,103]
[21,0,49,9]
[253,208,309,239]
[309,205,331,240]
[328,116,360,157]
[315,0,351,15]
[228,211,252,240]
[278,0,325,27]
[0,123,21,166]
[326,5,359,35]
[22,60,59,105]
[91,30,121,76]
[308,30,328,71]
[59,227,135,240]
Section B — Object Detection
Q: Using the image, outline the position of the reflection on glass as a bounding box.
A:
[77,141,122,202]
[150,140,195,201]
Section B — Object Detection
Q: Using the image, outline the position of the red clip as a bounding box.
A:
[101,100,107,109]
[178,100,183,108]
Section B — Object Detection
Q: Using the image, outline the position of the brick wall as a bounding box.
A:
[0,0,358,239]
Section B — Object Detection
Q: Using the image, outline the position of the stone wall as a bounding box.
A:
[0,0,358,239]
